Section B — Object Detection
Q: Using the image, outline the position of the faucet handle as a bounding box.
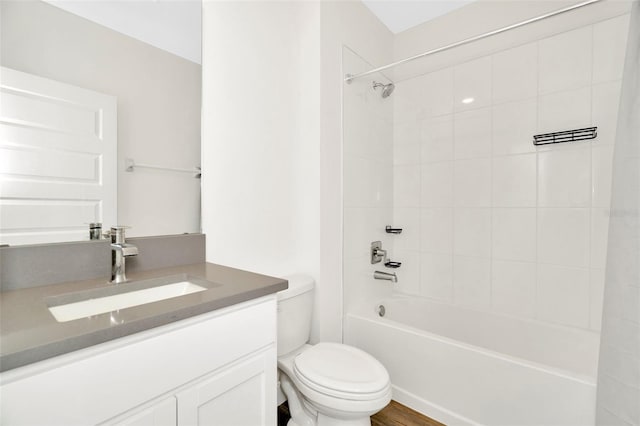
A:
[110,226,131,244]
[121,244,138,257]
[371,241,387,264]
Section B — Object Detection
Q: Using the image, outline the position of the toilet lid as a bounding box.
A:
[293,343,390,398]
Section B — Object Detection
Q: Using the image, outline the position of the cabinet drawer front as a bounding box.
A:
[1,296,276,425]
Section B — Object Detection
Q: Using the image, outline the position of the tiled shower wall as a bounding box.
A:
[343,47,394,314]
[392,14,629,331]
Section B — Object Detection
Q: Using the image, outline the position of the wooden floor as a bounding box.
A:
[278,400,444,426]
[371,401,444,426]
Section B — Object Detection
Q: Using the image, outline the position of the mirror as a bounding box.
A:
[0,0,202,246]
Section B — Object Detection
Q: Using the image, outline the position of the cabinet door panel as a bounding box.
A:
[177,348,276,426]
[110,397,177,426]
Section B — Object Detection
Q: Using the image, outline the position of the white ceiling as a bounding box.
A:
[44,0,202,64]
[362,0,475,34]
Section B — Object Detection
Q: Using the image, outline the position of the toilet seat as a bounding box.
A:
[278,343,391,418]
[293,343,390,401]
[278,343,391,419]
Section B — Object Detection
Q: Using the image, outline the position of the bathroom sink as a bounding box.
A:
[47,274,216,322]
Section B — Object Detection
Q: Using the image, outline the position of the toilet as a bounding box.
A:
[277,275,392,426]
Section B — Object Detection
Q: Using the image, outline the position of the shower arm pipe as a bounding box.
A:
[344,0,601,83]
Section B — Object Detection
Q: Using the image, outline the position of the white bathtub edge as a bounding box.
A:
[392,385,480,426]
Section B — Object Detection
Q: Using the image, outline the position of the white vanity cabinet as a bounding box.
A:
[0,296,278,426]
[113,397,177,426]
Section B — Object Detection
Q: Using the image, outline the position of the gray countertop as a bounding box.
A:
[0,263,287,372]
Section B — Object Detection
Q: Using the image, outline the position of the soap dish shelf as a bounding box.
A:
[533,127,597,146]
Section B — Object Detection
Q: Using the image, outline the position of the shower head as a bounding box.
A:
[372,81,395,98]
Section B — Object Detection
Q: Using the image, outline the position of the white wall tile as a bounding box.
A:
[593,14,631,84]
[492,208,537,262]
[421,114,453,163]
[537,264,590,327]
[343,258,368,313]
[415,67,454,118]
[592,81,622,146]
[394,249,420,295]
[370,116,394,161]
[346,156,392,207]
[343,115,369,160]
[343,207,390,261]
[538,208,590,267]
[420,252,453,301]
[454,158,491,207]
[343,207,368,260]
[492,154,537,207]
[393,207,420,251]
[492,260,536,317]
[538,27,592,94]
[420,208,453,254]
[454,56,492,111]
[454,208,491,257]
[394,164,420,208]
[538,87,592,134]
[394,142,421,166]
[591,208,610,269]
[394,120,421,146]
[454,107,492,159]
[492,42,537,104]
[592,144,615,208]
[388,15,622,334]
[492,98,537,156]
[421,162,453,207]
[538,147,591,207]
[394,79,422,124]
[453,256,491,308]
[590,268,605,331]
[378,161,394,208]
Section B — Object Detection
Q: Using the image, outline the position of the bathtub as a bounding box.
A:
[344,297,600,426]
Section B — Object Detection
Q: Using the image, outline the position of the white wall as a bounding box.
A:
[1,1,202,238]
[44,0,202,64]
[201,0,392,343]
[391,5,630,332]
[201,1,321,282]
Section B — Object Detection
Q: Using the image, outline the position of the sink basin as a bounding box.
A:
[47,275,214,323]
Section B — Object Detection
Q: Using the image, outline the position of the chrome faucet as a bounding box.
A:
[374,270,397,283]
[110,226,138,284]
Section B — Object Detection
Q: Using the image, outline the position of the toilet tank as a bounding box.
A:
[277,274,314,356]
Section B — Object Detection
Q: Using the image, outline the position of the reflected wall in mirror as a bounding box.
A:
[0,0,202,245]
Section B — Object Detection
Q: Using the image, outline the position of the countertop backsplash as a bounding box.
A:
[0,233,206,292]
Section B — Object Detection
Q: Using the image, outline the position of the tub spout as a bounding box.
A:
[374,270,397,283]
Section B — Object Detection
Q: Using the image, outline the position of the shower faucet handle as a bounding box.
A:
[371,241,387,264]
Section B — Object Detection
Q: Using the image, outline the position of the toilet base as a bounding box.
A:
[280,372,376,426]
[284,407,372,426]
[287,416,371,426]
[317,413,371,426]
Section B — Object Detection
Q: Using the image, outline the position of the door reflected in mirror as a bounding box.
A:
[0,0,202,246]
